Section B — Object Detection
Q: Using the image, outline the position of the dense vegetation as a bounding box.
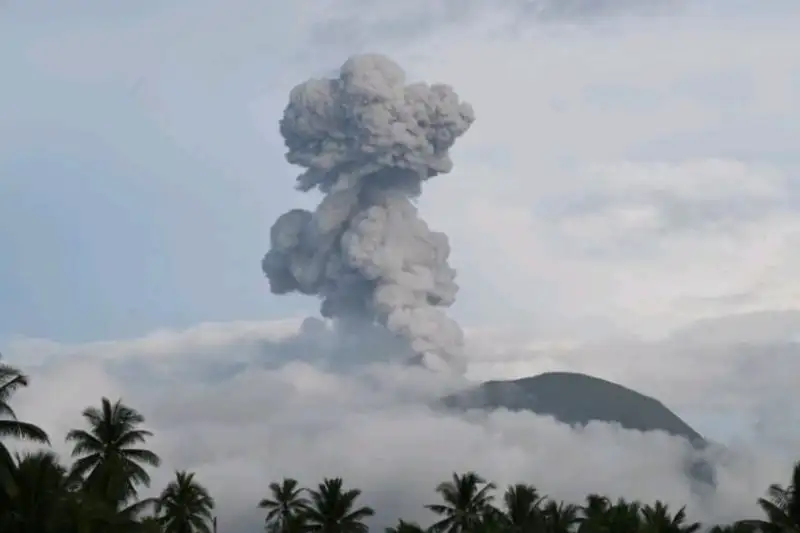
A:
[1,359,799,533]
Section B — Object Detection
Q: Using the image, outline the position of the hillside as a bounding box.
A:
[442,371,714,488]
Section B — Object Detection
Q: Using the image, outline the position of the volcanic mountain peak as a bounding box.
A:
[442,371,714,488]
[469,371,701,441]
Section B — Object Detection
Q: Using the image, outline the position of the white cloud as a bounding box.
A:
[374,7,800,337]
[4,318,800,531]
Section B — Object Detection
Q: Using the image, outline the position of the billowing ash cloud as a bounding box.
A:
[262,54,475,371]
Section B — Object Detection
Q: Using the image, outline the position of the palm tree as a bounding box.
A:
[0,449,132,533]
[578,496,642,533]
[754,460,800,533]
[605,499,642,533]
[303,477,374,533]
[0,360,50,517]
[577,494,611,533]
[639,501,700,533]
[65,397,161,506]
[426,472,497,533]
[156,470,216,533]
[472,510,509,533]
[499,483,546,533]
[540,500,579,533]
[113,499,165,533]
[0,360,50,491]
[259,478,308,533]
[0,450,71,533]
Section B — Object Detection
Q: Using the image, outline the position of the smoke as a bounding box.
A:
[262,54,474,372]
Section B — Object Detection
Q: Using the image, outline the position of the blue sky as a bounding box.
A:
[0,1,318,341]
[3,0,800,343]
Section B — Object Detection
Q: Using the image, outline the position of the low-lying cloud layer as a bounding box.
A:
[5,315,800,532]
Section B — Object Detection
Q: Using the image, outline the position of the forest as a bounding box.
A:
[1,359,798,533]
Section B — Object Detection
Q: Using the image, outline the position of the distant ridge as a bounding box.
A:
[442,371,714,488]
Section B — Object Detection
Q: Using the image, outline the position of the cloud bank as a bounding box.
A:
[5,316,800,532]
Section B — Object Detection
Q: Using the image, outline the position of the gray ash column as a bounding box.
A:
[262,54,474,372]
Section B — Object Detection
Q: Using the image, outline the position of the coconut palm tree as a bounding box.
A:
[750,460,800,533]
[540,500,579,533]
[579,496,642,533]
[577,494,611,533]
[156,470,216,533]
[472,509,510,533]
[499,483,546,533]
[0,360,50,491]
[605,499,642,533]
[65,397,161,507]
[427,472,497,533]
[0,449,135,533]
[113,499,166,533]
[302,477,374,533]
[259,478,309,533]
[639,501,700,533]
[0,450,71,533]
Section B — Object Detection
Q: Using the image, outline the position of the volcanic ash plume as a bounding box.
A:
[261,54,475,372]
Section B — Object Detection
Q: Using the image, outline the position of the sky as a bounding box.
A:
[2,0,800,531]
[3,0,800,343]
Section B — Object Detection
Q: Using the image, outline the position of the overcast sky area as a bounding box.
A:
[2,0,800,531]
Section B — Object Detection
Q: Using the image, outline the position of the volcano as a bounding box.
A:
[442,371,715,488]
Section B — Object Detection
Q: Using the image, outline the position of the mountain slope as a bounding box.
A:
[442,371,714,488]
